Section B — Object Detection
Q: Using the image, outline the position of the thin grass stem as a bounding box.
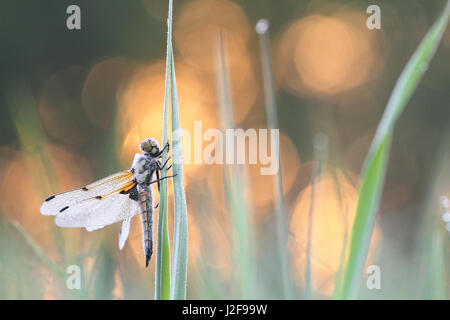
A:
[256,18,295,299]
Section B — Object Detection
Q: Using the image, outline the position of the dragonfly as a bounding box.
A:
[40,138,174,267]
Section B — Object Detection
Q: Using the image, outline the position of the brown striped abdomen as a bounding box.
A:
[138,183,154,267]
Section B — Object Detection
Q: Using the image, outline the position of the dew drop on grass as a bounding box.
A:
[255,19,270,35]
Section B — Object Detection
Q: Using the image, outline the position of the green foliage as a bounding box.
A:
[336,0,450,299]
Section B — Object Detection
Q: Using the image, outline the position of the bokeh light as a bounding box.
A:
[246,133,301,220]
[1,0,448,300]
[0,144,93,258]
[289,168,379,296]
[82,57,137,129]
[276,11,382,98]
[174,0,258,123]
[117,60,217,177]
[38,66,90,147]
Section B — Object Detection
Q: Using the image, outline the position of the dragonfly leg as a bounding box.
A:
[148,174,177,186]
[156,168,161,192]
[155,141,170,157]
[157,156,171,171]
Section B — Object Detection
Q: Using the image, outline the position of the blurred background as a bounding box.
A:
[0,0,449,299]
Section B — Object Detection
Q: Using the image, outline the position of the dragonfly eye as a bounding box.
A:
[140,138,160,155]
[150,146,159,155]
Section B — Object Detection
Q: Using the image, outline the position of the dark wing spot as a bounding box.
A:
[45,195,56,202]
[59,206,69,212]
[128,185,139,201]
[82,187,88,191]
[117,182,139,201]
[95,195,102,200]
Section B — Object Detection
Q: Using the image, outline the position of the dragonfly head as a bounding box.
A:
[140,138,160,156]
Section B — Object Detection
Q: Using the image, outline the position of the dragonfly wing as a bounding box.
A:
[40,170,134,216]
[86,225,104,232]
[119,215,132,250]
[41,170,141,231]
[54,192,140,229]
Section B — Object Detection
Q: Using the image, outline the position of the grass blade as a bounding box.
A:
[89,244,116,299]
[167,0,189,300]
[11,221,82,299]
[154,0,175,300]
[169,50,189,299]
[304,133,328,299]
[417,126,450,299]
[6,82,67,257]
[214,33,255,299]
[255,19,295,299]
[371,1,450,153]
[337,1,450,299]
[337,136,391,299]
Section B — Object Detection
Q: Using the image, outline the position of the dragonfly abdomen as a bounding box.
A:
[138,183,154,268]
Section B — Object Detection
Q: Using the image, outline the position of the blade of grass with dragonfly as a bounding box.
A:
[169,30,189,302]
[152,0,189,300]
[336,0,450,299]
[155,0,176,300]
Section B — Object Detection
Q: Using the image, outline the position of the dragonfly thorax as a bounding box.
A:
[132,153,159,185]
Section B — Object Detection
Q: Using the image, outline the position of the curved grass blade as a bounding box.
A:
[154,0,174,300]
[337,1,450,299]
[336,137,391,299]
[169,42,189,301]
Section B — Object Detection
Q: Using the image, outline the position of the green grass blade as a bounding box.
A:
[169,45,189,301]
[427,232,447,298]
[11,221,82,299]
[166,0,189,300]
[214,34,255,299]
[6,82,67,257]
[337,1,450,299]
[332,168,351,295]
[370,1,450,154]
[89,244,116,299]
[417,126,450,299]
[256,19,295,299]
[154,0,174,300]
[337,136,391,299]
